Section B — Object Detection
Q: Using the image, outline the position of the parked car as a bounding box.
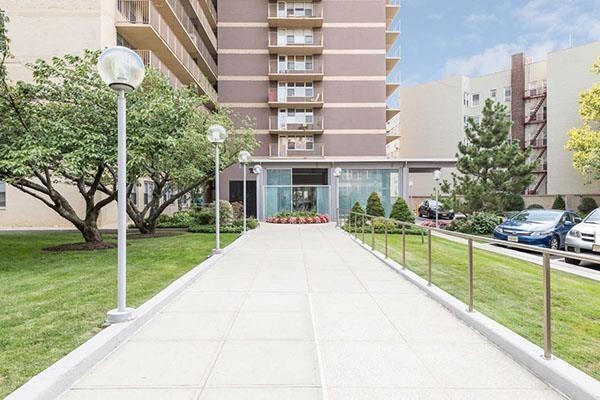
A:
[418,200,454,219]
[492,209,581,249]
[564,208,600,265]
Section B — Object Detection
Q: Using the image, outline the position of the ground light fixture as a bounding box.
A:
[238,150,252,234]
[207,125,228,253]
[433,169,441,229]
[97,46,145,324]
[333,167,342,227]
[252,165,263,220]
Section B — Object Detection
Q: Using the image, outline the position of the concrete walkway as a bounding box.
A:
[59,223,565,400]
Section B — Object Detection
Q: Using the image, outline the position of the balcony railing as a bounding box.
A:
[196,0,217,28]
[164,0,217,72]
[268,59,324,76]
[116,0,217,102]
[268,31,324,48]
[267,88,324,106]
[267,3,323,27]
[268,143,325,158]
[269,116,324,133]
[526,86,548,98]
[529,138,548,147]
[135,50,183,87]
[525,112,547,124]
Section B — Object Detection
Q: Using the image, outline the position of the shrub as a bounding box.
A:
[366,192,385,217]
[527,203,544,209]
[372,217,397,232]
[349,201,365,225]
[389,197,415,223]
[188,224,240,233]
[421,219,452,229]
[207,200,235,225]
[504,193,525,211]
[578,197,598,216]
[232,217,259,230]
[469,212,501,235]
[446,218,472,233]
[231,201,244,220]
[552,195,566,210]
[156,210,195,228]
[274,210,318,218]
[194,210,214,226]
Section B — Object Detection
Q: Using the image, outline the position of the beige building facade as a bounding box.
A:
[396,42,600,201]
[0,0,217,228]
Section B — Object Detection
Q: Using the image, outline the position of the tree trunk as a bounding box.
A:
[79,224,104,243]
[138,220,157,235]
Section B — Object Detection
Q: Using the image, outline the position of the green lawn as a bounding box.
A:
[366,232,600,381]
[0,231,237,398]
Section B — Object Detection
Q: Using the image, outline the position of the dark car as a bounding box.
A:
[418,200,454,220]
[493,209,580,249]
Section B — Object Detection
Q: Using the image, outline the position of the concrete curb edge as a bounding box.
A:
[5,232,251,400]
[347,233,600,400]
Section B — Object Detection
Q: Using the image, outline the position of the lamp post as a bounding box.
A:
[433,170,441,229]
[97,46,145,323]
[207,125,228,254]
[333,167,342,227]
[238,150,252,234]
[253,165,263,220]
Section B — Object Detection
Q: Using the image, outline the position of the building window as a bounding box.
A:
[0,181,5,208]
[504,87,512,102]
[286,135,314,150]
[490,88,497,99]
[163,188,173,202]
[130,185,138,205]
[474,116,481,124]
[144,181,153,205]
[472,93,480,107]
[463,92,470,107]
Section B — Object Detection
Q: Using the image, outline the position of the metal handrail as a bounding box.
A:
[346,210,600,361]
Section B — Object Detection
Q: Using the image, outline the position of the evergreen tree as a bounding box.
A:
[366,192,386,217]
[552,195,566,210]
[389,197,415,223]
[444,99,538,214]
[349,201,365,225]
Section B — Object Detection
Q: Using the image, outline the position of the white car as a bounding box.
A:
[564,208,600,265]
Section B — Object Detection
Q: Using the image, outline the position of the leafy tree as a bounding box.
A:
[0,12,256,240]
[566,58,600,181]
[442,99,538,214]
[389,197,415,223]
[504,193,525,211]
[552,195,565,210]
[366,192,385,217]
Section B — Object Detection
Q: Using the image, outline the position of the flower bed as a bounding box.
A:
[267,214,330,224]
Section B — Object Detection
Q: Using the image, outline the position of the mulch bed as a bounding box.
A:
[43,242,117,252]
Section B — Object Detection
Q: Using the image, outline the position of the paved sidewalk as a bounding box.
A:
[59,223,565,400]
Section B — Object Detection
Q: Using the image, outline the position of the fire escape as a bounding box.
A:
[525,86,547,194]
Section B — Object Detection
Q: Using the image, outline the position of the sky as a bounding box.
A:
[399,0,600,87]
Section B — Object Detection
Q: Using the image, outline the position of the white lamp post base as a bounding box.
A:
[107,307,135,323]
[212,248,224,255]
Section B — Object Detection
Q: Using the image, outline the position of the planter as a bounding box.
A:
[266,215,330,224]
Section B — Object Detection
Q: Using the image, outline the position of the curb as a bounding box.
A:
[348,233,600,400]
[5,232,250,400]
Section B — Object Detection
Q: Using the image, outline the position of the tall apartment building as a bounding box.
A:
[1,0,217,228]
[397,42,600,200]
[217,0,417,219]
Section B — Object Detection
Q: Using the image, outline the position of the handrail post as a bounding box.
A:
[543,252,552,359]
[371,217,375,250]
[427,229,432,286]
[402,225,406,269]
[467,238,474,312]
[362,214,365,243]
[384,220,388,258]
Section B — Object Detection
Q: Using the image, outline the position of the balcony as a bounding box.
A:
[386,29,400,51]
[386,107,401,122]
[386,0,401,28]
[116,0,218,103]
[267,3,323,28]
[196,0,217,29]
[387,44,400,74]
[525,112,547,124]
[268,143,325,158]
[154,0,217,80]
[269,116,324,134]
[268,59,324,81]
[268,31,324,55]
[135,50,183,87]
[386,66,400,97]
[267,88,324,108]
